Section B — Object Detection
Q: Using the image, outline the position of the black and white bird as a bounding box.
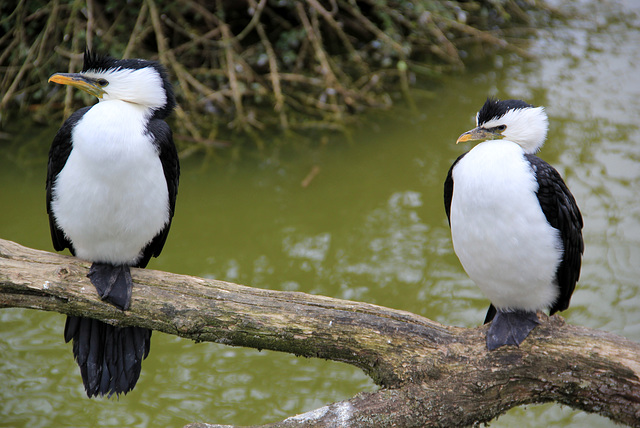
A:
[444,98,583,350]
[47,51,179,396]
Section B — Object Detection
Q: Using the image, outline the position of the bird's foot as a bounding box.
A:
[486,309,539,351]
[87,263,133,310]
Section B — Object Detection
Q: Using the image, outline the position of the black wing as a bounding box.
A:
[46,107,92,254]
[525,154,584,314]
[444,152,468,226]
[137,119,180,268]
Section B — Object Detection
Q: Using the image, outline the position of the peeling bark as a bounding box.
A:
[1,238,639,427]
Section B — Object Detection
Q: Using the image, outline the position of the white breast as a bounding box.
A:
[51,100,170,264]
[450,140,562,311]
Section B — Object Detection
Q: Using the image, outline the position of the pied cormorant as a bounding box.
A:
[47,51,179,396]
[444,98,583,350]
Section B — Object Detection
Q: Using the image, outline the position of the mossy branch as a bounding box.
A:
[1,238,639,427]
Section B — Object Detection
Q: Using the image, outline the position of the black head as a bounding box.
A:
[455,97,549,154]
[49,50,176,119]
[78,50,176,119]
[476,98,533,126]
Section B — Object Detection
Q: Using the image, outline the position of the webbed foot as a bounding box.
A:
[87,263,133,310]
[486,309,539,351]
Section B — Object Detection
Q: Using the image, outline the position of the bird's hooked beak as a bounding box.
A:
[456,127,504,144]
[48,73,106,99]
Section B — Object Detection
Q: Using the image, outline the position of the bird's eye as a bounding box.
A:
[96,78,109,87]
[495,125,507,132]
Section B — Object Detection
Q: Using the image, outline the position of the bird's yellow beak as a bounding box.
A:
[48,73,106,99]
[456,127,504,144]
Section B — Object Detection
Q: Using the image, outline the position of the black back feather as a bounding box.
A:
[525,154,584,314]
[137,118,180,268]
[444,152,467,226]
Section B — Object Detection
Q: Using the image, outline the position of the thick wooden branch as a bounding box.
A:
[1,238,639,427]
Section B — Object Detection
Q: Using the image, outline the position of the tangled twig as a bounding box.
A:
[0,0,552,152]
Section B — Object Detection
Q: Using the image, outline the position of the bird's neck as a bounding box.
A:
[97,98,155,120]
[71,100,155,163]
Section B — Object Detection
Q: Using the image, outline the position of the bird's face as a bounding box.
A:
[456,98,549,154]
[49,66,167,112]
[49,52,175,119]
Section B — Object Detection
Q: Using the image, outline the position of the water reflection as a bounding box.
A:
[337,191,427,285]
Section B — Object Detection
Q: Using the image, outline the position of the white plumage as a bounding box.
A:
[51,99,169,264]
[450,139,562,311]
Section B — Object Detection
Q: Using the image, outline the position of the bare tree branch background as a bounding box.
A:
[0,0,553,151]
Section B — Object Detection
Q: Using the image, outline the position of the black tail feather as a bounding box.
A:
[64,316,152,397]
[65,262,151,398]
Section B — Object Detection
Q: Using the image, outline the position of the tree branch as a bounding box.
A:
[1,238,639,427]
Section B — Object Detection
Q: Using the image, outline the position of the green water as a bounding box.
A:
[2,1,640,427]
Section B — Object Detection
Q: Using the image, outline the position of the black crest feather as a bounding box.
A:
[477,97,534,125]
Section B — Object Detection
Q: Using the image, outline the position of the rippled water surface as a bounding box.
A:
[1,1,639,427]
